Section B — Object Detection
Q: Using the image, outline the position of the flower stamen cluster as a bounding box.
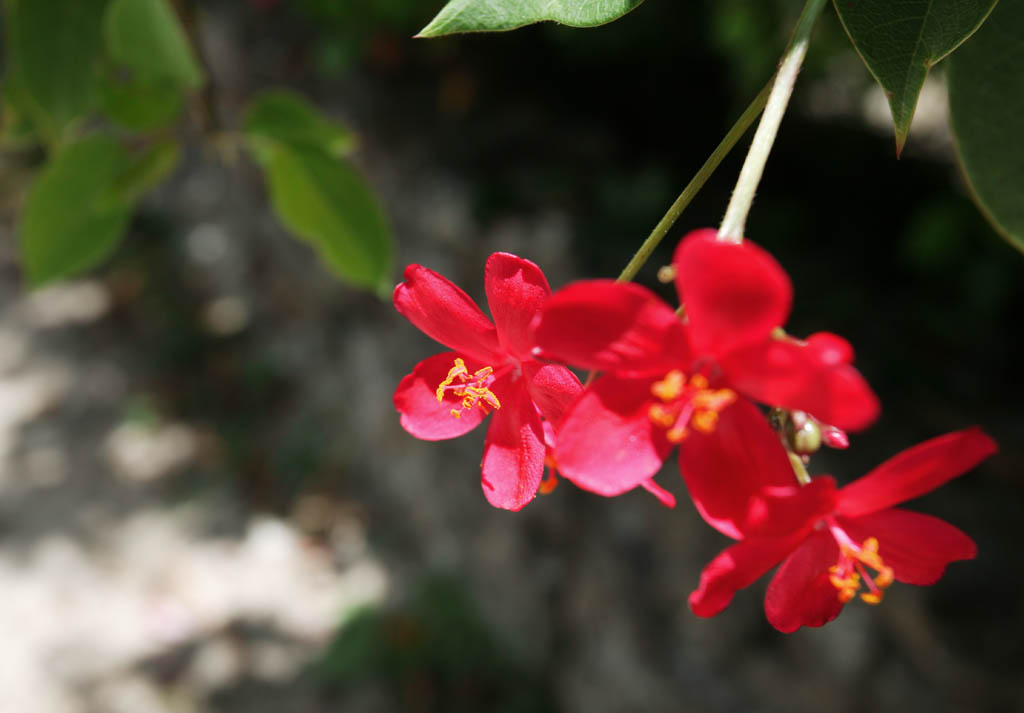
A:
[648,371,737,443]
[827,531,894,604]
[435,357,501,418]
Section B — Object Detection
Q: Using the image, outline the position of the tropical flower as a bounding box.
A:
[684,402,996,631]
[393,252,602,510]
[531,228,879,499]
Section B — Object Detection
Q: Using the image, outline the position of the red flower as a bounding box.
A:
[532,228,879,499]
[393,252,587,511]
[685,403,996,631]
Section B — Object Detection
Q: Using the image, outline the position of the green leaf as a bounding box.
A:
[948,0,1024,252]
[19,136,134,285]
[0,73,40,148]
[834,0,997,154]
[106,139,181,205]
[10,0,109,133]
[98,74,184,130]
[418,0,645,37]
[244,89,355,157]
[249,141,393,294]
[104,0,204,89]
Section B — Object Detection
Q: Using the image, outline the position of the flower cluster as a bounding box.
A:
[393,229,996,631]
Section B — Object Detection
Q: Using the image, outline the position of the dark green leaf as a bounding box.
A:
[106,139,181,205]
[418,0,645,37]
[834,0,997,154]
[249,141,393,294]
[98,74,185,130]
[10,0,109,133]
[20,136,134,285]
[104,0,204,89]
[948,0,1024,252]
[244,89,355,156]
[0,74,39,148]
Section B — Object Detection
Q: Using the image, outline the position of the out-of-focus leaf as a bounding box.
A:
[10,0,109,133]
[105,139,181,204]
[0,75,39,148]
[948,0,1024,252]
[248,140,393,294]
[98,74,185,130]
[834,0,997,154]
[105,0,204,89]
[244,89,355,156]
[20,136,134,285]
[418,0,645,37]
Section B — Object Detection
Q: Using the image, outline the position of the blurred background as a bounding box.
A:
[0,1,1022,711]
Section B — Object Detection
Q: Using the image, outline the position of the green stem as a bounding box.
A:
[616,78,773,282]
[718,0,828,242]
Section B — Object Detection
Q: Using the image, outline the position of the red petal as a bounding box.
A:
[673,228,791,356]
[721,333,880,432]
[836,428,997,517]
[640,478,677,508]
[532,280,690,373]
[394,264,500,363]
[480,378,545,511]
[484,253,551,359]
[740,477,837,539]
[394,351,490,440]
[523,362,583,424]
[764,529,844,632]
[678,399,797,539]
[839,509,977,585]
[554,375,672,496]
[689,531,806,617]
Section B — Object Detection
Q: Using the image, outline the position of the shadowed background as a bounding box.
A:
[0,1,1021,711]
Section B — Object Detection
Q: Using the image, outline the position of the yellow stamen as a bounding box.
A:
[435,357,501,419]
[648,370,736,441]
[830,536,895,605]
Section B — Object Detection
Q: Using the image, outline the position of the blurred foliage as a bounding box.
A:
[313,575,558,713]
[1,0,394,293]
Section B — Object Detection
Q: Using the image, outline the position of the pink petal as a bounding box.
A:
[673,228,792,357]
[764,529,844,632]
[394,351,490,440]
[836,428,997,517]
[532,280,690,374]
[640,478,677,508]
[480,378,546,511]
[690,531,806,618]
[720,333,880,432]
[678,399,798,539]
[394,264,500,363]
[523,362,583,425]
[554,375,673,497]
[484,253,552,359]
[839,509,977,585]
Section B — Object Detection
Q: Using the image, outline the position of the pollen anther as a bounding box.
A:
[648,370,736,443]
[436,357,501,418]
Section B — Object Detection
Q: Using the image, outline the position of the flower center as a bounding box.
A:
[826,523,895,605]
[647,370,736,443]
[435,357,501,419]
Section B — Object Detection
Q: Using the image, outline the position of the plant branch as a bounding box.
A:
[717,0,828,242]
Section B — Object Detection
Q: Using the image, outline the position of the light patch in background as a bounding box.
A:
[104,421,199,482]
[201,295,250,335]
[186,222,230,265]
[0,511,389,713]
[20,280,112,328]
